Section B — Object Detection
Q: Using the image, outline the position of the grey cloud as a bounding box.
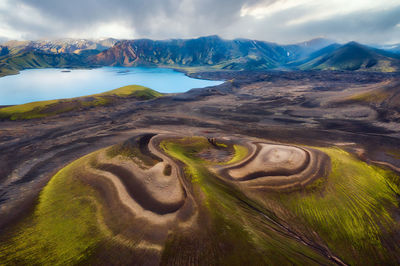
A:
[1,0,400,44]
[220,3,400,44]
[287,6,400,44]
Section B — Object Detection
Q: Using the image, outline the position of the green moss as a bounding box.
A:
[2,138,398,264]
[0,155,106,265]
[349,90,390,103]
[224,144,248,164]
[95,85,162,99]
[160,137,332,265]
[0,85,162,120]
[160,140,400,264]
[385,149,400,160]
[0,100,59,120]
[279,148,400,264]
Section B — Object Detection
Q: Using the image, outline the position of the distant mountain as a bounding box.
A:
[284,38,336,60]
[0,46,9,56]
[2,38,118,55]
[0,36,399,74]
[93,35,296,70]
[0,48,90,77]
[296,38,336,50]
[94,36,400,72]
[0,38,116,76]
[373,44,400,54]
[285,43,342,67]
[31,38,118,54]
[298,42,400,72]
[388,44,400,53]
[2,41,32,56]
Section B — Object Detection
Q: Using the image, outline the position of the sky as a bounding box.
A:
[1,0,400,44]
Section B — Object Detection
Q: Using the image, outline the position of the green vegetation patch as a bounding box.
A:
[98,85,162,99]
[0,154,107,265]
[160,137,332,265]
[0,85,162,120]
[160,137,208,183]
[161,139,400,264]
[224,144,248,164]
[278,148,400,264]
[2,137,398,264]
[348,89,390,104]
[385,149,400,160]
[0,98,112,120]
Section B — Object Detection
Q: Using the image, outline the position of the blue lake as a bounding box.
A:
[0,67,223,105]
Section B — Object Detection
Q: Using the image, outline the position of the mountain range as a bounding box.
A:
[0,35,399,77]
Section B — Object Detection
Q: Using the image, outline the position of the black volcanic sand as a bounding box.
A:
[1,70,400,232]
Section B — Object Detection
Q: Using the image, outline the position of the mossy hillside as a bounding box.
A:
[98,85,162,99]
[0,97,112,120]
[161,138,400,264]
[225,144,248,164]
[0,65,19,77]
[348,89,390,104]
[0,51,88,78]
[298,42,400,72]
[278,148,400,264]
[1,136,399,264]
[0,148,152,265]
[0,153,107,265]
[160,137,332,265]
[0,85,162,120]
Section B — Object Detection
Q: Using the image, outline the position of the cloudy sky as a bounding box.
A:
[1,0,400,44]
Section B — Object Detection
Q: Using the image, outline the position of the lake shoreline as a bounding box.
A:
[0,66,223,106]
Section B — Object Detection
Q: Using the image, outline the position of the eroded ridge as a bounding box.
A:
[4,133,400,265]
[217,141,330,191]
[73,134,198,256]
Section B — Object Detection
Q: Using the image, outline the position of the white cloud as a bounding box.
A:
[67,21,136,39]
[240,0,312,19]
[241,0,400,25]
[1,0,400,44]
[0,0,61,40]
[0,26,23,40]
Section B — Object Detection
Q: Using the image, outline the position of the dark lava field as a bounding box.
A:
[1,70,400,265]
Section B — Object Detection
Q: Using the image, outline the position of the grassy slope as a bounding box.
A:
[161,138,400,264]
[1,137,399,264]
[0,51,87,77]
[0,144,156,265]
[299,43,399,72]
[100,85,162,98]
[0,64,19,76]
[276,148,400,264]
[348,89,390,104]
[346,83,400,112]
[0,85,162,120]
[0,153,106,265]
[160,137,331,265]
[225,144,248,164]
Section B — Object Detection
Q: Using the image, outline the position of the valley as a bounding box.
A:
[0,70,400,264]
